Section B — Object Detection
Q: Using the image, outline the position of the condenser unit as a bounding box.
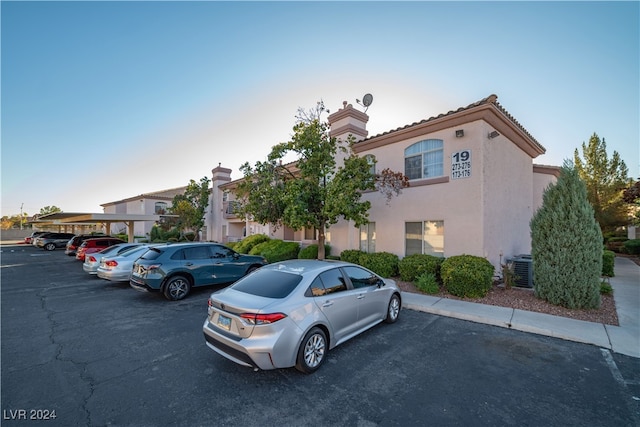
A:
[507,255,534,288]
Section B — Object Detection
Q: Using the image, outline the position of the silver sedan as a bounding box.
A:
[83,243,144,275]
[96,245,151,282]
[202,259,401,374]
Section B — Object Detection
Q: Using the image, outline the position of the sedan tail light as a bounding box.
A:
[88,255,97,263]
[240,313,287,325]
[105,260,118,267]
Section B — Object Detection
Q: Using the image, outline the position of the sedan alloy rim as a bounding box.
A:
[304,334,325,368]
[389,297,400,320]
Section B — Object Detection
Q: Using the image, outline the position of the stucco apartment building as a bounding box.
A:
[101,186,186,237]
[104,94,560,270]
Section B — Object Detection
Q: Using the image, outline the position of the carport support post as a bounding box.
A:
[125,221,135,242]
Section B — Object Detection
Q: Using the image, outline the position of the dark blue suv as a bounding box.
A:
[130,242,267,301]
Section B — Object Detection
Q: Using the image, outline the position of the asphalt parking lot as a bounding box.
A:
[2,244,639,426]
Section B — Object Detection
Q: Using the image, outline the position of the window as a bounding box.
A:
[359,222,376,253]
[405,221,444,256]
[178,246,211,260]
[304,227,316,240]
[364,154,376,184]
[318,269,347,294]
[210,245,234,258]
[404,139,444,180]
[233,270,302,299]
[155,202,168,214]
[343,266,382,289]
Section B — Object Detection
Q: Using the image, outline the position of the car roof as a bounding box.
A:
[262,259,354,275]
[154,242,220,248]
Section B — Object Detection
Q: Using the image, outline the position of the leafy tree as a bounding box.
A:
[171,177,211,241]
[530,161,602,309]
[39,206,62,215]
[1,215,21,229]
[574,133,632,232]
[235,101,408,260]
[623,180,640,226]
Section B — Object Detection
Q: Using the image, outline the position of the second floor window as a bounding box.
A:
[404,139,443,180]
[155,202,168,214]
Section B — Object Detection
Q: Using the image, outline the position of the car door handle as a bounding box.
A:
[322,301,334,308]
[185,262,193,266]
[357,295,365,300]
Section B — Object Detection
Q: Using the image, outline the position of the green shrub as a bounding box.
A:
[441,255,495,298]
[250,239,299,263]
[398,254,444,282]
[359,252,399,278]
[530,164,602,309]
[149,225,180,242]
[600,280,613,295]
[298,244,331,259]
[415,272,439,294]
[225,241,238,250]
[234,234,270,254]
[623,239,640,255]
[602,250,615,277]
[249,241,270,256]
[340,249,365,264]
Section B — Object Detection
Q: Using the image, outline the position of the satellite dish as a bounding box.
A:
[362,93,373,107]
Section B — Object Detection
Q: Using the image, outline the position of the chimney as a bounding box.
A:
[327,101,369,143]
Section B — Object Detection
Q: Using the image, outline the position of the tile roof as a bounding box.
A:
[359,94,545,153]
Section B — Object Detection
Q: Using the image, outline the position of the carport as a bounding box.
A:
[33,212,161,243]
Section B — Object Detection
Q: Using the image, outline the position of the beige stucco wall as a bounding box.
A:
[328,119,541,271]
[481,122,535,267]
[532,170,557,214]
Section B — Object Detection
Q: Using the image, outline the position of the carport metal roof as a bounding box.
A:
[33,212,161,242]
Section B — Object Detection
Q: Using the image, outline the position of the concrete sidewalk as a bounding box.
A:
[402,257,640,359]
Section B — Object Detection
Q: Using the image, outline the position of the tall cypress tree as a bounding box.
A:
[530,162,602,309]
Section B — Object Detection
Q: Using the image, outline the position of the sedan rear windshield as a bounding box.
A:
[231,270,302,299]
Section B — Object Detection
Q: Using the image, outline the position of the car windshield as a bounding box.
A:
[231,269,302,299]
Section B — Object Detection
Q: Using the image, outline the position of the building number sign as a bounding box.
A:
[451,150,471,179]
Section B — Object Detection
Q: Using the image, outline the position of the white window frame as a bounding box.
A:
[404,139,444,180]
[359,222,376,253]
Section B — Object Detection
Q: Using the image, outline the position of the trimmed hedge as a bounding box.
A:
[358,252,399,278]
[340,249,364,264]
[249,239,300,263]
[234,234,270,254]
[398,254,444,282]
[441,255,495,298]
[623,239,640,255]
[602,250,615,277]
[298,244,331,259]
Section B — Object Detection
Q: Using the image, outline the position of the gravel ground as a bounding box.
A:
[397,280,619,326]
[398,255,640,327]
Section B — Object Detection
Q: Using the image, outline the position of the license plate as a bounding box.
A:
[217,314,231,331]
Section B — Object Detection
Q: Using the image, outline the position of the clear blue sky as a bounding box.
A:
[2,1,638,217]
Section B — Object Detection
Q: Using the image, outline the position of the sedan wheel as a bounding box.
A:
[295,327,327,374]
[384,293,401,324]
[44,243,56,251]
[163,275,191,301]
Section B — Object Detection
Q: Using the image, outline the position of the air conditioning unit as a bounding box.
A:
[507,254,534,288]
